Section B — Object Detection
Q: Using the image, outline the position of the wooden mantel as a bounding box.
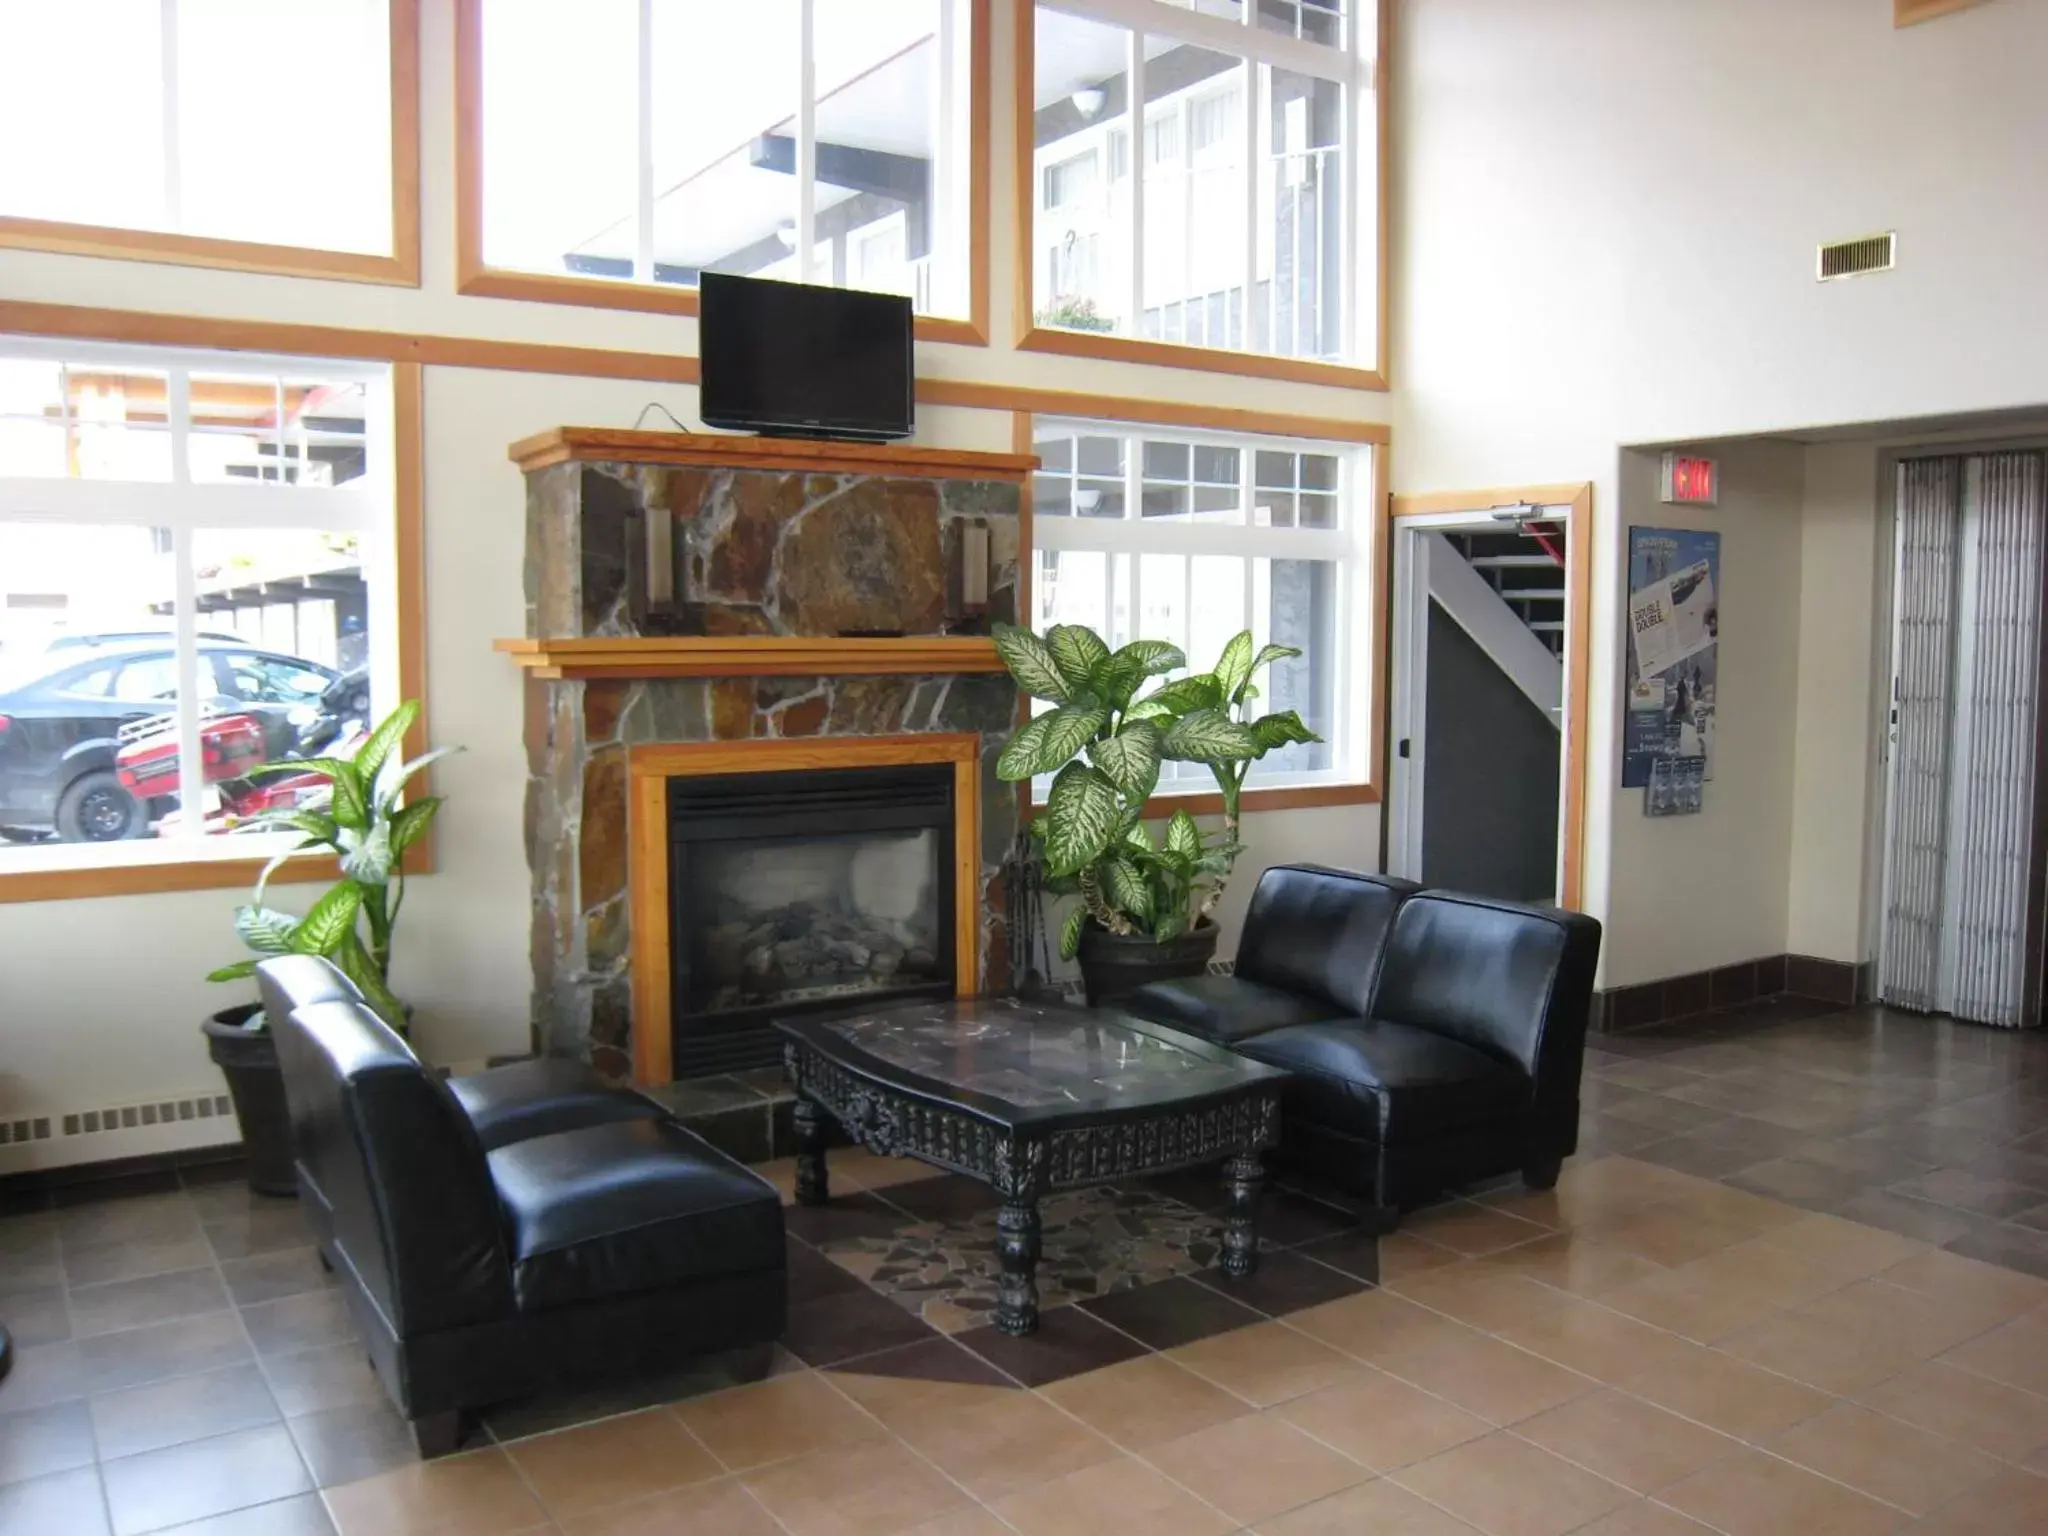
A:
[495,635,1004,680]
[509,425,1038,481]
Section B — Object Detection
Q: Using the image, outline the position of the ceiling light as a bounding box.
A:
[1070,87,1106,119]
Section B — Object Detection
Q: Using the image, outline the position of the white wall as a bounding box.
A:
[1395,0,2048,984]
[0,0,1383,1165]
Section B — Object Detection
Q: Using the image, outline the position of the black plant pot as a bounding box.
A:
[202,1003,298,1198]
[1076,920,1220,1007]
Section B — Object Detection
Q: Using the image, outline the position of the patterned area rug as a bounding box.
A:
[819,1184,1226,1333]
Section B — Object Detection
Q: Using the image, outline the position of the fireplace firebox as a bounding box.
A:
[668,764,957,1076]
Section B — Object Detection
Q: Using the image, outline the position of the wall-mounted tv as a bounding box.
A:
[698,272,914,443]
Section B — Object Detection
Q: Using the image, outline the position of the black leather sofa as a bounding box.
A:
[257,957,787,1454]
[1123,865,1600,1230]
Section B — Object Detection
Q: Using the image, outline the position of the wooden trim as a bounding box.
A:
[626,734,982,1085]
[1371,0,1392,386]
[0,852,347,906]
[1016,326,1390,392]
[507,426,1035,480]
[1013,411,1036,622]
[0,0,421,287]
[453,0,991,347]
[1895,0,1988,24]
[1379,479,1595,912]
[494,636,1006,680]
[1367,440,1391,798]
[1140,783,1379,819]
[928,380,1390,444]
[1010,0,1037,350]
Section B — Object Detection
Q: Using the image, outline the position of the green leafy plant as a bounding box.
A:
[206,700,456,1031]
[992,623,1321,961]
[1035,295,1117,333]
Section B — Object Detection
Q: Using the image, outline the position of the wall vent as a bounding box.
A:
[1818,232,1896,281]
[0,1117,53,1146]
[55,1094,233,1140]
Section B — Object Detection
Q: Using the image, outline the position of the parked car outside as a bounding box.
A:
[0,642,340,843]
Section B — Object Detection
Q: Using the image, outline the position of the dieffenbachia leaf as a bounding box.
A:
[1249,710,1321,751]
[1042,761,1121,878]
[1058,904,1088,962]
[1103,854,1156,927]
[286,882,363,957]
[1162,707,1261,765]
[1046,624,1110,693]
[992,623,1072,703]
[1213,631,1255,701]
[351,700,419,784]
[1089,720,1163,800]
[996,704,1107,781]
[1164,809,1202,860]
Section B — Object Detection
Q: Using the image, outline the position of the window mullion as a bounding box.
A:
[1125,30,1144,332]
[636,0,655,285]
[796,0,818,282]
[168,371,205,843]
[160,0,183,231]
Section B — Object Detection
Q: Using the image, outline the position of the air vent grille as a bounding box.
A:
[1818,232,1896,281]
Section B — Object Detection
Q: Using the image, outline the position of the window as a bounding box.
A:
[468,0,980,327]
[0,1,415,283]
[1031,418,1370,795]
[1027,0,1376,377]
[0,341,409,887]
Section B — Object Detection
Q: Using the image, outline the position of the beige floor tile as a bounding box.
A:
[1858,1359,2048,1463]
[1144,1409,1370,1524]
[1402,1201,1554,1257]
[555,1475,781,1536]
[1659,1447,1910,1535]
[323,1447,551,1536]
[1566,1502,1718,1536]
[1376,1232,1466,1281]
[1254,1476,1486,1536]
[1796,1278,2011,1362]
[1751,1216,1926,1283]
[824,1370,1015,1436]
[1614,1338,1833,1441]
[1770,1401,2004,1517]
[1474,1232,1672,1297]
[1041,1355,1251,1450]
[1277,1366,1492,1470]
[1286,1288,1485,1365]
[1913,1465,2048,1536]
[674,1373,875,1472]
[990,1453,1236,1536]
[1715,1309,1920,1397]
[1375,1326,1596,1426]
[750,1158,802,1205]
[1496,1296,1700,1385]
[1514,1389,1743,1493]
[830,1149,945,1191]
[1578,1203,1767,1269]
[1938,1309,2048,1398]
[892,1386,1118,1502]
[1876,1246,2048,1321]
[504,1407,722,1517]
[1165,1320,1362,1406]
[1391,1430,1633,1536]
[1678,1234,1881,1311]
[1388,1264,1585,1334]
[742,1434,970,1536]
[897,1510,1018,1536]
[1653,1182,1808,1239]
[1597,1264,1790,1343]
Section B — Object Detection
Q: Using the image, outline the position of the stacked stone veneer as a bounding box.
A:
[522,456,1022,1081]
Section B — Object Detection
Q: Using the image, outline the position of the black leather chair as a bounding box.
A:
[1123,869,1601,1231]
[258,958,787,1454]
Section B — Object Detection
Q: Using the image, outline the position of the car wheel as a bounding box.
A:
[55,770,148,842]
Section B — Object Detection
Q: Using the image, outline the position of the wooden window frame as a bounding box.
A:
[1012,0,1389,392]
[454,0,993,347]
[0,0,421,287]
[0,361,431,904]
[1013,400,1387,820]
[1385,482,1593,911]
[1895,0,1990,25]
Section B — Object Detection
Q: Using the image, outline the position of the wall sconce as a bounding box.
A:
[1071,87,1107,119]
[948,517,992,632]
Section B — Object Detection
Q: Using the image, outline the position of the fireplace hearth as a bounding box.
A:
[670,764,956,1075]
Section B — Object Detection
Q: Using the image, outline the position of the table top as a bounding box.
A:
[774,996,1290,1132]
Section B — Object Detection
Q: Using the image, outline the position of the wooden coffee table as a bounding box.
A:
[776,996,1291,1335]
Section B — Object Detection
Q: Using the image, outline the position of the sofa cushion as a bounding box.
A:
[1236,866,1421,1016]
[489,1118,785,1314]
[1236,1018,1530,1146]
[446,1058,666,1152]
[1123,973,1357,1044]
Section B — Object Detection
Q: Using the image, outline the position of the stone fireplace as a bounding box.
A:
[506,428,1029,1085]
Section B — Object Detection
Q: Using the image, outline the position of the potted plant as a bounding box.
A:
[205,700,452,1193]
[992,623,1321,1003]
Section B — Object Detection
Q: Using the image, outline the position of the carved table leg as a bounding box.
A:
[1221,1152,1266,1279]
[793,1095,829,1207]
[995,1200,1042,1336]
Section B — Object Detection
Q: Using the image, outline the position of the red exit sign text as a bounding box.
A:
[1660,453,1719,506]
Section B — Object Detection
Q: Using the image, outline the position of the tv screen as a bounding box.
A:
[698,272,914,442]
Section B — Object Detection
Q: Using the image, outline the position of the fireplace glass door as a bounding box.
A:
[669,764,956,1075]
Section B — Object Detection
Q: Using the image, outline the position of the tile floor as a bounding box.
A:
[1,1002,2046,1534]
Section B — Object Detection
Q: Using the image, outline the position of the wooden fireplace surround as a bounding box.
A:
[626,733,984,1086]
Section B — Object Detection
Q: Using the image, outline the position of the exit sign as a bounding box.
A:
[1660,453,1719,505]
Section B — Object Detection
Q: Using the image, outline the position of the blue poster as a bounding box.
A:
[1623,527,1719,797]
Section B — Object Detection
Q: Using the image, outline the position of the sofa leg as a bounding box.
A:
[1522,1158,1563,1192]
[410,1408,470,1458]
[1356,1203,1401,1236]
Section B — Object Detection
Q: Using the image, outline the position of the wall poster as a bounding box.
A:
[1624,526,1719,811]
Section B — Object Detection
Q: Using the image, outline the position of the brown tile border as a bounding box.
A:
[1593,954,1873,1035]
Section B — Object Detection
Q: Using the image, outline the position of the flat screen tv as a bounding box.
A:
[698,271,914,442]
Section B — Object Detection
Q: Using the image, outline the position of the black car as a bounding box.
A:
[0,643,340,843]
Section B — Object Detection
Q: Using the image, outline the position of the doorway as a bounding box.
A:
[1384,485,1592,909]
